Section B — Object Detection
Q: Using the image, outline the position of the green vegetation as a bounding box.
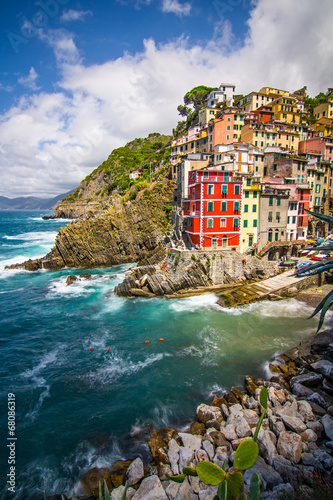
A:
[167,387,268,499]
[62,479,128,500]
[183,85,217,111]
[62,133,172,203]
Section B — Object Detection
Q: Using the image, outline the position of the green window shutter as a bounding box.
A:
[277,198,281,206]
[269,197,273,205]
[234,201,239,211]
[233,218,239,227]
[222,185,228,194]
[244,205,248,213]
[245,191,249,198]
[253,204,257,213]
[234,185,240,195]
[244,220,248,228]
[221,201,227,211]
[208,202,214,211]
[253,219,257,227]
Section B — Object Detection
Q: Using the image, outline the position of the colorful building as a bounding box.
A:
[240,178,261,252]
[183,169,243,249]
[206,83,236,108]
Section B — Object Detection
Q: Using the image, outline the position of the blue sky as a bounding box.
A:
[1,0,333,197]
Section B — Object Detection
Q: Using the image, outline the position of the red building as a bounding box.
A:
[183,169,243,249]
[297,185,310,238]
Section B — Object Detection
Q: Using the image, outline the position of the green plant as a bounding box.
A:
[62,479,126,500]
[167,387,268,499]
[175,254,180,266]
[294,208,333,332]
[191,254,196,261]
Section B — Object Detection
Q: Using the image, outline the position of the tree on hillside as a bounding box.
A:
[177,104,192,117]
[183,85,217,111]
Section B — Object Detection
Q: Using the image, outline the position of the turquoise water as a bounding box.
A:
[0,211,326,499]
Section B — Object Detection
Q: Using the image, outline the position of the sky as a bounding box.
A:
[1,0,333,198]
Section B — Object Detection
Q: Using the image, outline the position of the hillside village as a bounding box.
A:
[168,84,333,257]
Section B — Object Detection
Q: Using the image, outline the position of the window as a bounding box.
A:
[245,191,249,198]
[244,204,249,213]
[192,203,196,212]
[299,216,303,226]
[221,201,227,211]
[269,197,273,206]
[203,171,209,179]
[268,211,273,222]
[252,204,257,213]
[253,191,257,198]
[207,218,213,228]
[224,173,229,182]
[275,230,279,242]
[246,179,251,186]
[187,218,192,226]
[222,184,228,195]
[233,218,239,228]
[207,202,214,211]
[292,216,296,224]
[277,198,281,206]
[192,188,195,199]
[234,185,240,195]
[253,220,257,228]
[315,184,321,193]
[222,235,228,248]
[268,229,273,242]
[244,220,248,228]
[315,197,320,205]
[234,201,240,212]
[220,218,226,228]
[227,126,230,131]
[208,184,214,195]
[276,212,280,222]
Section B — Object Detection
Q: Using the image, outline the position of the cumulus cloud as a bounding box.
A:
[1,0,333,197]
[60,9,93,22]
[161,0,192,16]
[18,67,40,91]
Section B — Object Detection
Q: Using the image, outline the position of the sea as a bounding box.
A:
[0,210,328,499]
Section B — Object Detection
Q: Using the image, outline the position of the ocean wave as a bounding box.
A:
[85,351,171,385]
[168,293,221,313]
[220,298,314,318]
[21,348,63,380]
[3,230,58,242]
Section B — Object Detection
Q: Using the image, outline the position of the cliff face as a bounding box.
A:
[12,180,175,271]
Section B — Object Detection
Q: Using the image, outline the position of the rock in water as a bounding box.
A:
[66,275,78,285]
[80,467,113,497]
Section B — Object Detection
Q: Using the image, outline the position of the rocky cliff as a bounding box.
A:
[9,180,175,271]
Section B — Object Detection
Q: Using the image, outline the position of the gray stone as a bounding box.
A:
[307,392,330,410]
[126,458,144,486]
[271,483,295,499]
[306,421,324,438]
[198,486,218,499]
[311,359,333,380]
[178,447,195,471]
[323,377,333,394]
[290,372,323,388]
[164,477,197,500]
[111,485,136,500]
[301,453,323,469]
[313,448,333,469]
[229,404,243,415]
[297,400,314,422]
[235,418,252,438]
[213,446,229,471]
[298,485,315,498]
[242,408,259,427]
[221,424,237,441]
[189,475,200,494]
[277,431,303,464]
[274,406,300,420]
[282,415,307,433]
[258,430,278,465]
[291,382,314,398]
[201,440,214,461]
[158,464,172,481]
[244,456,282,490]
[301,429,318,442]
[269,416,286,437]
[167,439,179,475]
[245,397,259,410]
[321,414,333,440]
[196,404,223,424]
[308,400,326,416]
[196,449,209,463]
[132,475,168,500]
[178,433,202,453]
[272,455,303,487]
[220,404,229,419]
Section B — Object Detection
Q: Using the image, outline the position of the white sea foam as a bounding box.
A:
[21,348,63,380]
[3,230,58,242]
[168,293,221,313]
[206,383,228,399]
[85,351,171,385]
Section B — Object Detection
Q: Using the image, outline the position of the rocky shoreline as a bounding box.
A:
[46,322,333,500]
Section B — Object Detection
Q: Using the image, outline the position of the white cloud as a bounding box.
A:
[161,0,192,16]
[60,10,93,22]
[18,67,40,91]
[1,0,333,197]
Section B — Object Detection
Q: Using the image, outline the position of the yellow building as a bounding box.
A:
[241,123,299,151]
[240,179,261,253]
[314,100,333,120]
[259,87,290,98]
[313,117,333,137]
[198,107,218,126]
[240,88,290,113]
[271,96,300,124]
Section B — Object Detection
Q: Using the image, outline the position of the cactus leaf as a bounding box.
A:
[260,387,268,410]
[233,439,259,470]
[227,470,244,499]
[166,473,186,483]
[71,491,78,500]
[183,466,198,476]
[104,479,111,500]
[121,480,128,500]
[249,472,260,500]
[99,481,103,500]
[218,479,227,499]
[196,461,226,486]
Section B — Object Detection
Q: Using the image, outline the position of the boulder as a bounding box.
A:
[258,430,278,465]
[196,404,223,425]
[311,359,333,380]
[80,467,113,497]
[271,483,295,499]
[277,431,302,464]
[198,486,219,499]
[297,400,314,422]
[126,458,144,486]
[132,475,168,499]
[66,275,77,285]
[321,414,333,440]
[178,446,195,471]
[301,453,323,469]
[188,421,206,436]
[306,421,324,439]
[148,428,178,462]
[79,273,92,279]
[235,418,252,438]
[213,446,229,470]
[202,439,215,461]
[282,416,307,434]
[272,455,304,487]
[244,375,259,396]
[300,429,318,443]
[221,424,237,441]
[244,456,282,490]
[269,416,285,437]
[290,382,314,398]
[164,477,197,500]
[307,391,330,410]
[312,448,333,469]
[167,439,180,475]
[290,371,323,388]
[129,288,155,298]
[111,486,136,499]
[110,460,132,488]
[178,432,202,452]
